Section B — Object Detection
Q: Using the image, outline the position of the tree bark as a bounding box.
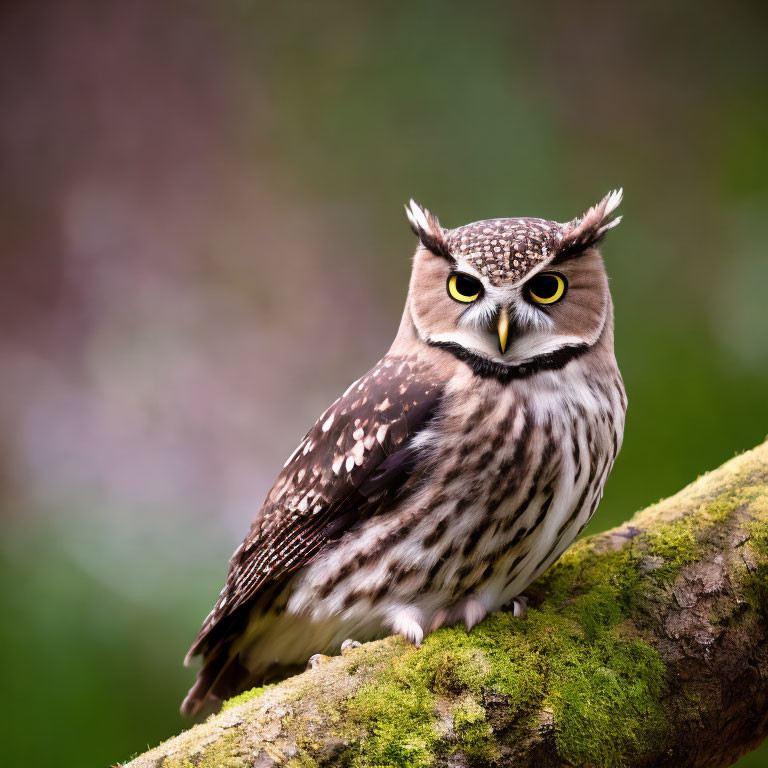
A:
[124,440,768,768]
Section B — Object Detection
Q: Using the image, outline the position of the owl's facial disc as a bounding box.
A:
[404,193,620,368]
[408,248,609,366]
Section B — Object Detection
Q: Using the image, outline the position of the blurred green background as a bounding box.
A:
[1,1,767,766]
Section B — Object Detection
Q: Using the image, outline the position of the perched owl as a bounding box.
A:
[181,190,626,717]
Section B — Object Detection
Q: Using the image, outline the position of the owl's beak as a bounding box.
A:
[497,306,509,355]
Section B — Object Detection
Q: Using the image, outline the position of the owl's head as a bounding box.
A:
[403,191,622,369]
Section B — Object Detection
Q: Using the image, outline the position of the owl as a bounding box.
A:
[181,190,626,717]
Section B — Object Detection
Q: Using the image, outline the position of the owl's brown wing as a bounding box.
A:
[186,354,446,661]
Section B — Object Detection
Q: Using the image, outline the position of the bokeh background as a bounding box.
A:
[1,2,767,766]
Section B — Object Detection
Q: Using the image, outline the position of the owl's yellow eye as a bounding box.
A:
[527,272,567,305]
[447,273,483,303]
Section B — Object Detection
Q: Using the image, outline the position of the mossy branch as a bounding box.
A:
[124,441,768,768]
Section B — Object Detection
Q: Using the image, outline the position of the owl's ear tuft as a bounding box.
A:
[555,189,623,262]
[405,200,454,261]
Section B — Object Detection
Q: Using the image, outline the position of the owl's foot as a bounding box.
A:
[428,608,448,633]
[462,597,488,631]
[428,598,488,633]
[390,606,425,647]
[341,639,362,655]
[306,640,361,670]
[306,653,330,670]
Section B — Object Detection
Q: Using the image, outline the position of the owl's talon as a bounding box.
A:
[511,596,528,619]
[341,639,362,655]
[429,608,448,633]
[391,606,425,647]
[307,653,330,670]
[463,597,487,631]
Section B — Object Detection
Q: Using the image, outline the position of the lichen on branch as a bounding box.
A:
[124,441,768,768]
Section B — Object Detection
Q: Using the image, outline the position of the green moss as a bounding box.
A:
[748,519,768,555]
[449,616,547,708]
[742,518,768,614]
[575,582,627,642]
[644,517,699,571]
[342,645,440,767]
[196,730,247,768]
[155,729,246,768]
[549,636,667,768]
[451,695,497,762]
[537,544,643,611]
[341,603,667,767]
[220,684,273,712]
[285,756,321,768]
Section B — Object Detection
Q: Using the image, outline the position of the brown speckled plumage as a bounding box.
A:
[182,190,626,717]
[187,356,445,653]
[445,218,559,284]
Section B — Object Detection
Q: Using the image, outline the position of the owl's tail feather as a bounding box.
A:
[181,645,303,717]
[180,639,257,718]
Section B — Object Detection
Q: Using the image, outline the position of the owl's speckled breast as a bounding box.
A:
[287,356,625,646]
